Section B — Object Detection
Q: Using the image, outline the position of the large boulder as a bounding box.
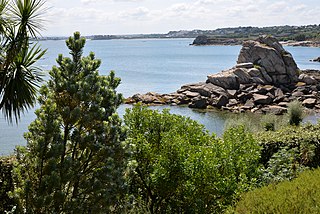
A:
[299,74,318,85]
[180,82,229,98]
[189,96,207,109]
[237,36,299,85]
[207,69,240,90]
[253,94,272,105]
[233,68,252,84]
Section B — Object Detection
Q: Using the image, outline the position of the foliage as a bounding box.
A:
[262,147,308,184]
[124,105,261,214]
[232,168,320,214]
[0,0,46,123]
[287,100,303,126]
[12,32,127,213]
[256,122,319,170]
[0,156,16,213]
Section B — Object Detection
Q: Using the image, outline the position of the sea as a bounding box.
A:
[1,38,320,155]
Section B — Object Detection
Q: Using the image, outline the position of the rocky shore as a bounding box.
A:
[126,36,320,115]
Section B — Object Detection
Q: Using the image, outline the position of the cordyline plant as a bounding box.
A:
[0,0,46,123]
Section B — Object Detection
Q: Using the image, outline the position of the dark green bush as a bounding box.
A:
[256,123,320,168]
[0,156,15,213]
[253,122,320,184]
[233,168,320,214]
[261,147,308,184]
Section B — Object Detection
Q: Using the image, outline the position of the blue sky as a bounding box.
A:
[44,0,320,36]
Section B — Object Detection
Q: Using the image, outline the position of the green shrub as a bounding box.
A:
[233,168,320,214]
[262,147,308,184]
[287,100,303,126]
[256,123,319,168]
[124,105,262,214]
[0,156,15,213]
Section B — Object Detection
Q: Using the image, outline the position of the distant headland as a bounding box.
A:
[36,24,320,46]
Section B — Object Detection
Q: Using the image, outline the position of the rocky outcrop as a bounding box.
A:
[192,35,242,46]
[126,36,320,115]
[311,57,320,62]
[237,36,299,85]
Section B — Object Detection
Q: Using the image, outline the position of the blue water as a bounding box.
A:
[1,38,320,155]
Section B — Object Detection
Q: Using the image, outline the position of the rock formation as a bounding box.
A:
[192,35,242,46]
[126,36,320,115]
[311,57,320,62]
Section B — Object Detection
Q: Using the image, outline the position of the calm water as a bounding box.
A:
[1,38,320,155]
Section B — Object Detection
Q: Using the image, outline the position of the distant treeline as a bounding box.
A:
[201,24,320,41]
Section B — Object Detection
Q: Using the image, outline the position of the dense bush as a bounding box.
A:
[261,147,308,184]
[256,123,320,168]
[124,105,261,214]
[0,156,15,213]
[232,168,320,214]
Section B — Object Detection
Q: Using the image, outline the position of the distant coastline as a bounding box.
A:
[34,24,320,45]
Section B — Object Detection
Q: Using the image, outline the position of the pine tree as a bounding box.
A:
[14,32,127,213]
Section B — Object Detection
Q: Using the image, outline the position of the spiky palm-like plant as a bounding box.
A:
[0,0,46,123]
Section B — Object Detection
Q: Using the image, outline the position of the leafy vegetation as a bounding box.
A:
[124,105,261,214]
[232,168,320,214]
[256,123,319,168]
[0,0,46,123]
[12,32,127,213]
[0,156,15,213]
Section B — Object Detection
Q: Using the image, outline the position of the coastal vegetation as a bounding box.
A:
[2,88,320,213]
[124,105,261,213]
[1,1,320,213]
[12,32,127,213]
[231,169,320,214]
[0,35,317,212]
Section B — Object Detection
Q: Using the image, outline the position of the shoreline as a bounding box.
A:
[191,40,320,48]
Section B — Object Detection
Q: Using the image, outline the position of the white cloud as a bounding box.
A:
[43,0,320,36]
[81,0,142,4]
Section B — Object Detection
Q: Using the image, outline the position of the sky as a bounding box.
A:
[43,0,320,36]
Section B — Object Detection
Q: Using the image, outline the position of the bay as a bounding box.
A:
[1,38,320,155]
